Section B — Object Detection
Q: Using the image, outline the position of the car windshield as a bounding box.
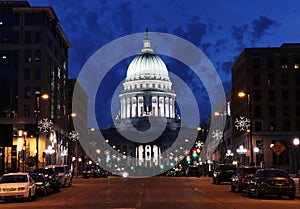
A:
[86,166,97,170]
[44,168,54,175]
[219,165,236,171]
[32,168,46,174]
[0,175,28,183]
[244,168,259,175]
[31,175,45,182]
[258,170,289,178]
[54,167,65,173]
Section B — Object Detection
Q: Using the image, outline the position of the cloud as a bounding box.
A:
[251,16,275,40]
[173,18,207,46]
[231,25,249,43]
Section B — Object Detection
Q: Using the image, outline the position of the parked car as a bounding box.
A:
[83,165,108,178]
[246,168,296,199]
[231,166,260,192]
[186,166,201,177]
[213,164,236,184]
[47,165,72,187]
[30,173,50,196]
[32,167,60,192]
[0,173,36,201]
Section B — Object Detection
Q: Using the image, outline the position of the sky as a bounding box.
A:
[27,0,300,129]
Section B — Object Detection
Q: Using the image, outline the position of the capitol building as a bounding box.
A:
[101,30,192,171]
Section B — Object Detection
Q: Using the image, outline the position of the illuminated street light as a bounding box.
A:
[237,91,254,166]
[34,93,49,168]
[293,138,300,176]
[237,145,247,165]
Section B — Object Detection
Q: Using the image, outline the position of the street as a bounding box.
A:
[0,176,299,209]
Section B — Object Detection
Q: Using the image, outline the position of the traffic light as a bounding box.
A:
[192,149,198,158]
[186,154,191,163]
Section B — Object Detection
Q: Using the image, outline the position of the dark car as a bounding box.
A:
[246,168,296,199]
[213,164,236,184]
[32,167,60,192]
[83,165,108,178]
[30,173,50,196]
[186,166,201,177]
[231,166,260,192]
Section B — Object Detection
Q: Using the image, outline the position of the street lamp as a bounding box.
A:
[237,145,247,165]
[34,93,49,168]
[238,91,254,166]
[293,138,300,176]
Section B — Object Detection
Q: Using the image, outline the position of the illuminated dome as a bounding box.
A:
[125,30,170,82]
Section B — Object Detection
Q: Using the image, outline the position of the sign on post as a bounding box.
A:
[271,140,286,156]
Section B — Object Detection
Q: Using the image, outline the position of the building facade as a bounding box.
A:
[0,1,71,173]
[231,43,300,172]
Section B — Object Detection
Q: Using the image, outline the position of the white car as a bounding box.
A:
[0,173,36,201]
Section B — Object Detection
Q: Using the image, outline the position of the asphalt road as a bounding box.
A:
[0,176,299,209]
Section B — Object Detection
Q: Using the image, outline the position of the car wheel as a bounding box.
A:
[246,189,252,197]
[27,189,32,201]
[231,184,236,192]
[255,188,260,199]
[68,179,72,187]
[289,195,295,200]
[236,184,242,193]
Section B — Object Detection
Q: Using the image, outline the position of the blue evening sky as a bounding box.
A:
[27,0,300,128]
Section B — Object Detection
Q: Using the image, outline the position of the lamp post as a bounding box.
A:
[34,93,49,168]
[238,91,254,166]
[293,138,300,177]
[23,131,27,172]
[237,145,247,165]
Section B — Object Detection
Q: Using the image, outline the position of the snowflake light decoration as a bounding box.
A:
[211,130,223,141]
[38,117,53,133]
[195,141,204,149]
[235,116,250,131]
[68,131,79,141]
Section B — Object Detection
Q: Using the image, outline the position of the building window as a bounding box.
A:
[283,121,290,131]
[267,74,275,86]
[253,58,260,69]
[25,31,31,44]
[254,106,261,117]
[24,105,30,117]
[253,74,261,85]
[24,68,30,80]
[282,89,289,101]
[35,68,41,80]
[294,58,300,69]
[24,87,30,98]
[269,106,276,117]
[24,13,47,25]
[24,50,31,62]
[281,73,288,85]
[295,74,300,85]
[282,105,289,117]
[281,58,288,70]
[269,121,277,131]
[253,90,261,101]
[35,50,41,61]
[268,90,275,101]
[254,121,262,132]
[35,31,41,43]
[267,58,274,69]
[35,87,41,95]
